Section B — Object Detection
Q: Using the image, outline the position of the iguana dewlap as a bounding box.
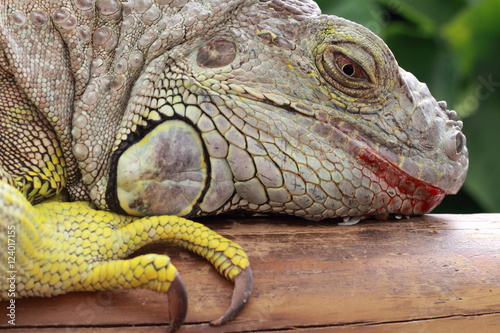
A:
[0,0,468,331]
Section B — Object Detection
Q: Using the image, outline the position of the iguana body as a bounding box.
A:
[0,0,468,331]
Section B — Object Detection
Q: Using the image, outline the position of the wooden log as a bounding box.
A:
[1,214,499,332]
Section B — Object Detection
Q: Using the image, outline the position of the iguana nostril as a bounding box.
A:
[455,132,466,155]
[446,131,466,160]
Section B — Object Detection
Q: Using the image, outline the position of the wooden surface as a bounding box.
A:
[1,214,499,332]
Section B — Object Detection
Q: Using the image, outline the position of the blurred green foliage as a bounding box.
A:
[316,0,500,213]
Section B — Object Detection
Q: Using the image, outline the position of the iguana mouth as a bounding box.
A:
[353,139,447,214]
[325,118,447,215]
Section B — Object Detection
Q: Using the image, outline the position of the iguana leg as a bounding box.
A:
[0,56,251,329]
[0,180,252,331]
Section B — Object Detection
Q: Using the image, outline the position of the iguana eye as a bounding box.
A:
[322,50,370,86]
[334,53,368,80]
[316,45,375,97]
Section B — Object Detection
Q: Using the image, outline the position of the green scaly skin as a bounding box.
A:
[0,0,467,331]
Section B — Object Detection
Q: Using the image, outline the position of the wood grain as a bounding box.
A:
[1,214,499,332]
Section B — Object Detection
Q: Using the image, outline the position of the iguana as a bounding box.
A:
[0,0,468,331]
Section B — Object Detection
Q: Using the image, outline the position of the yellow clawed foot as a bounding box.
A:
[0,180,252,331]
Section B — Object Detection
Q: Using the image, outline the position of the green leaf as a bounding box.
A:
[376,0,436,37]
[381,0,466,31]
[443,0,500,75]
[316,0,385,35]
[463,90,500,212]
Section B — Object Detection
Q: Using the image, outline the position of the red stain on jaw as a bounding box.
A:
[357,146,446,215]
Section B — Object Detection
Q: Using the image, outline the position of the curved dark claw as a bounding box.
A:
[167,274,188,333]
[210,266,254,326]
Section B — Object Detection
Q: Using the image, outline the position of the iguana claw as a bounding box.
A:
[167,274,188,333]
[338,216,366,226]
[210,266,253,326]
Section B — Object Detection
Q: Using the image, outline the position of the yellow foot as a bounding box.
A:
[0,180,252,332]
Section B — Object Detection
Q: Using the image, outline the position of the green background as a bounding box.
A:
[316,0,500,214]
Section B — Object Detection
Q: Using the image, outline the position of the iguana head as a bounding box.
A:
[106,0,468,220]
